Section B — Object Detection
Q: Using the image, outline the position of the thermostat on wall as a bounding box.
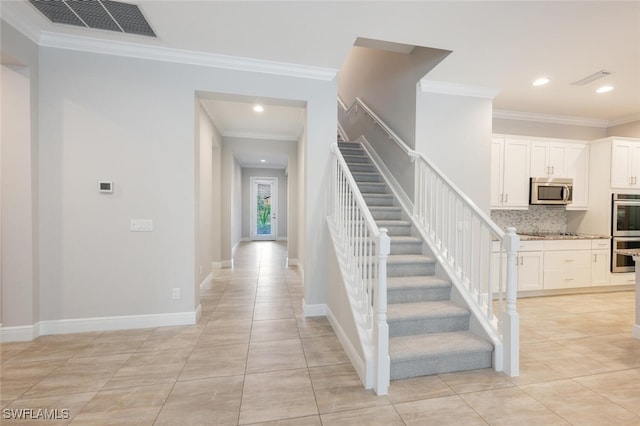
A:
[99,181,113,193]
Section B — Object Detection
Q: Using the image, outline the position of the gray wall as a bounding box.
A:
[607,120,640,138]
[241,167,288,240]
[1,22,40,328]
[2,27,336,331]
[493,118,607,141]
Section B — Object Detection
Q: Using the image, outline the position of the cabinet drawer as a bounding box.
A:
[544,250,591,270]
[519,241,544,252]
[591,239,611,250]
[544,239,591,251]
[544,268,592,289]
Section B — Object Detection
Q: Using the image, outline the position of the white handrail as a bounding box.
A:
[338,96,520,377]
[328,142,391,394]
[340,97,418,161]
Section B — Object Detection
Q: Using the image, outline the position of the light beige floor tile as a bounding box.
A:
[301,335,350,367]
[70,383,172,425]
[460,386,570,425]
[239,369,317,424]
[179,343,248,381]
[0,360,67,400]
[253,302,295,321]
[395,395,488,425]
[102,361,184,390]
[438,368,515,394]
[309,363,390,414]
[246,339,307,373]
[154,375,243,425]
[321,405,405,426]
[243,415,321,426]
[574,368,640,415]
[387,374,455,404]
[521,379,640,425]
[250,318,300,342]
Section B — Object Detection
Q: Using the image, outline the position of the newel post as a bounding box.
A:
[374,228,390,395]
[503,227,520,376]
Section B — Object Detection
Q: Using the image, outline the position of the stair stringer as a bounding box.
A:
[356,135,505,372]
[326,218,375,389]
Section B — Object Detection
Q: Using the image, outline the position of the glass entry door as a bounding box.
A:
[251,178,277,241]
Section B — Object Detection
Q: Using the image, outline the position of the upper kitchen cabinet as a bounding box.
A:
[611,139,640,189]
[491,137,530,209]
[529,140,589,209]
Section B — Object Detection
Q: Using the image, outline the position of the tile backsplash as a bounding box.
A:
[490,206,567,234]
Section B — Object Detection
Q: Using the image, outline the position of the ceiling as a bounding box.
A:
[2,1,640,167]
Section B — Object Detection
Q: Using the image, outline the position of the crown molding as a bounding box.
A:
[37,32,338,81]
[223,131,299,142]
[420,79,501,99]
[493,109,611,128]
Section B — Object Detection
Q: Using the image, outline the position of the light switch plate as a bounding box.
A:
[130,219,153,232]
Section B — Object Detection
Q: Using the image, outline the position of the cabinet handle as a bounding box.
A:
[519,256,524,266]
[505,193,508,203]
[551,166,555,175]
[594,254,597,263]
[565,259,575,262]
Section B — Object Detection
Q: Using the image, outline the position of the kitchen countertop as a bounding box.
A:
[616,249,640,257]
[518,233,610,241]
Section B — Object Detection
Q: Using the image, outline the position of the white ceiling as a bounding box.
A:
[2,0,640,168]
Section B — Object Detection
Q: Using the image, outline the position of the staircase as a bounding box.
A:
[338,140,494,380]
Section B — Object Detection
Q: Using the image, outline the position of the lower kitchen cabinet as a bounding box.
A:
[543,240,592,289]
[591,239,611,286]
[516,250,544,291]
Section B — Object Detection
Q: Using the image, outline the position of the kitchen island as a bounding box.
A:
[613,249,640,340]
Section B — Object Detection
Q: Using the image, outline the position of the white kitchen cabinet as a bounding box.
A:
[543,240,592,289]
[591,239,610,286]
[491,240,543,293]
[491,138,530,209]
[529,141,589,209]
[611,139,640,189]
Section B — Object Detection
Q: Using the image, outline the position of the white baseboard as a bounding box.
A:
[326,306,370,389]
[221,259,233,268]
[1,310,200,342]
[302,299,327,317]
[194,304,202,323]
[199,272,214,289]
[276,237,288,241]
[212,261,222,270]
[633,324,640,340]
[286,258,298,267]
[0,325,38,342]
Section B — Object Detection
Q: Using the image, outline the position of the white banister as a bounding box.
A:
[338,96,520,377]
[327,142,391,394]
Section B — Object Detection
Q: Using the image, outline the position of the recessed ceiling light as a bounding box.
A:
[260,159,266,163]
[253,105,264,113]
[532,77,550,87]
[596,85,614,94]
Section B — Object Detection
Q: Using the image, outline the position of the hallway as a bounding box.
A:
[1,241,640,424]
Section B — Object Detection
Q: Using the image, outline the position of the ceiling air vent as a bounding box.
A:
[571,70,612,86]
[29,0,156,37]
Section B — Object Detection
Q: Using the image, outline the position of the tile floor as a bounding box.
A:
[1,241,640,425]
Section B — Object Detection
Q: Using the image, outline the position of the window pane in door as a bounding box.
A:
[256,183,272,235]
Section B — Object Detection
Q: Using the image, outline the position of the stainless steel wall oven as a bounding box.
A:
[611,194,640,272]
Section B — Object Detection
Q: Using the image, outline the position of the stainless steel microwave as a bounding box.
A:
[529,177,573,205]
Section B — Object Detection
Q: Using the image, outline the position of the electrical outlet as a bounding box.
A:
[172,288,180,300]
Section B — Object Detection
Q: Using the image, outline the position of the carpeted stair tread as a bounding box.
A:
[387,275,450,291]
[387,254,435,265]
[390,331,493,361]
[387,301,469,322]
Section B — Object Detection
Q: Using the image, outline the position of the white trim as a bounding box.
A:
[221,259,233,268]
[35,32,337,81]
[0,325,38,343]
[286,258,298,267]
[420,79,501,99]
[327,306,371,389]
[633,324,640,340]
[199,272,214,289]
[302,300,327,317]
[276,237,288,242]
[38,311,198,336]
[212,261,222,270]
[0,310,199,342]
[223,130,299,142]
[493,109,609,128]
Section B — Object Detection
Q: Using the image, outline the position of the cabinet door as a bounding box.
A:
[548,144,567,177]
[517,251,543,291]
[591,249,610,286]
[631,144,640,186]
[502,139,530,207]
[490,139,505,208]
[611,141,634,188]
[530,142,550,177]
[565,144,589,209]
